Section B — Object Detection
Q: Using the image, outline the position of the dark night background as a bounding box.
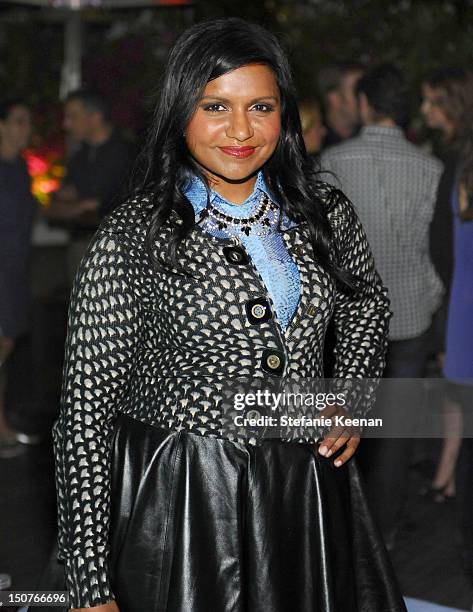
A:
[1,2,473,611]
[1,0,473,146]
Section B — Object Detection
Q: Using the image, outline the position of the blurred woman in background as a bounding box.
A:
[440,70,473,588]
[0,98,36,458]
[419,67,469,502]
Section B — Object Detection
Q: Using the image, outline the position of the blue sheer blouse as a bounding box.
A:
[184,171,301,330]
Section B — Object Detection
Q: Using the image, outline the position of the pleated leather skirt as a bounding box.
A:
[38,411,407,611]
[105,412,407,612]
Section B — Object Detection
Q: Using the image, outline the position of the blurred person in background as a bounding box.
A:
[0,98,36,458]
[418,66,469,503]
[440,70,473,587]
[321,63,443,549]
[44,89,132,283]
[316,62,364,375]
[298,99,327,161]
[317,61,363,150]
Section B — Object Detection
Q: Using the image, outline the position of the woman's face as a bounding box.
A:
[185,63,281,191]
[421,84,453,137]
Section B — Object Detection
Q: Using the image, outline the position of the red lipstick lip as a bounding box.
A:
[219,146,256,158]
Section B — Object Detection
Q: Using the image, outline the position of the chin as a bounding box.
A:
[197,157,261,182]
[212,167,261,183]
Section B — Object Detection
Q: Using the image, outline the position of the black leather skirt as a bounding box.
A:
[39,412,407,611]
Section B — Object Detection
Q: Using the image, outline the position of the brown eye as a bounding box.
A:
[202,103,227,113]
[252,104,274,113]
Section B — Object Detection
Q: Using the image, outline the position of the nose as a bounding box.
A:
[226,109,254,142]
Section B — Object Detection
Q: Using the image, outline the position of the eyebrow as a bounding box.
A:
[200,96,279,104]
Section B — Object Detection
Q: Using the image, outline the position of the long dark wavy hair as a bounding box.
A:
[424,66,473,220]
[455,72,473,221]
[134,17,356,288]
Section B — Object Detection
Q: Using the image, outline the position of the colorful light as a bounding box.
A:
[23,145,65,205]
[25,153,49,176]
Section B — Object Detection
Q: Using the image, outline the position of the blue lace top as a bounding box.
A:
[184,171,301,329]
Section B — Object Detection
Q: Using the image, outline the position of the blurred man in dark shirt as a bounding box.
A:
[46,89,132,281]
[317,61,364,150]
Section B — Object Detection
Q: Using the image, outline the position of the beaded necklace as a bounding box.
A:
[199,191,279,237]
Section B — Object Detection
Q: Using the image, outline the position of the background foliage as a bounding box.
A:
[0,0,472,142]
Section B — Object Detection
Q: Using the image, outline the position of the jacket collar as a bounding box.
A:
[183,170,300,231]
[360,124,405,139]
[184,170,274,215]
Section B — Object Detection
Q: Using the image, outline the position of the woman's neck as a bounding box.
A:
[204,172,257,205]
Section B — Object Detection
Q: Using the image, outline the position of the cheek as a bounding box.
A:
[186,116,224,151]
[427,109,441,124]
[261,115,281,148]
[19,122,30,134]
[437,110,449,125]
[3,126,14,141]
[349,95,358,110]
[9,124,22,139]
[185,120,202,155]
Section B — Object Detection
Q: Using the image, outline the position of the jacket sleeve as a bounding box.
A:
[52,229,142,608]
[327,188,392,417]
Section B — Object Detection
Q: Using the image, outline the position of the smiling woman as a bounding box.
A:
[43,16,407,612]
[185,64,281,201]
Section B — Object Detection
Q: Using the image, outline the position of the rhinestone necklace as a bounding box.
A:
[199,192,279,236]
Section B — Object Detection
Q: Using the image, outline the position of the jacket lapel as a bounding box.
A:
[281,222,336,343]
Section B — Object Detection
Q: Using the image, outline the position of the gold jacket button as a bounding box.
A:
[251,304,266,319]
[266,354,281,370]
[245,298,271,325]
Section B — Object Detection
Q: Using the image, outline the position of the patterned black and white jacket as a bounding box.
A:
[52,181,391,608]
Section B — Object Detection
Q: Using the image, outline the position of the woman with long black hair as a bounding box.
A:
[51,17,407,612]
